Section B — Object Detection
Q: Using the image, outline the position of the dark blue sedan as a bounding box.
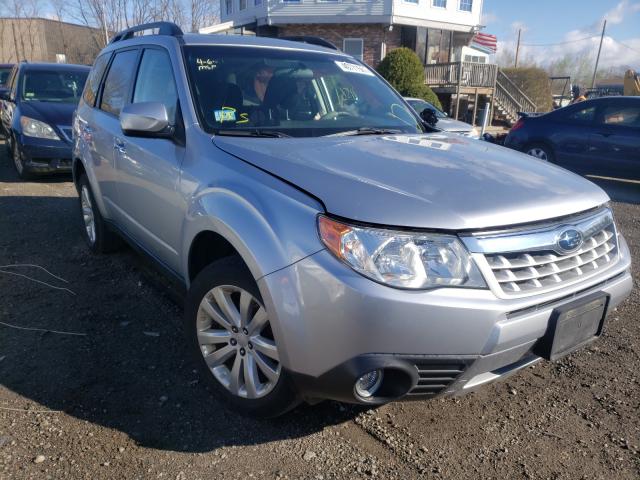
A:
[504,97,640,181]
[0,63,89,178]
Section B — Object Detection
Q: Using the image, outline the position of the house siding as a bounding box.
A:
[278,23,402,66]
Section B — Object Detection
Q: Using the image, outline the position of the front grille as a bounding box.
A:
[487,225,617,294]
[407,361,467,397]
[466,208,619,297]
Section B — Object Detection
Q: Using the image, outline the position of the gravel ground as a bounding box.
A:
[0,141,638,480]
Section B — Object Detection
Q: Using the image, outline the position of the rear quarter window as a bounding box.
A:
[83,53,111,107]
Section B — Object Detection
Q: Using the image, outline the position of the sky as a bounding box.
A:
[482,0,640,69]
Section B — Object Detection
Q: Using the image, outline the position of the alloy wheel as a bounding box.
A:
[80,185,96,244]
[526,147,548,161]
[197,285,281,399]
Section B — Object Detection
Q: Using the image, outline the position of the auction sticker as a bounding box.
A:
[334,61,375,76]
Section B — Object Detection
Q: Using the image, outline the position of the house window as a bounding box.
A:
[459,0,472,11]
[432,0,447,7]
[404,0,418,4]
[255,0,261,5]
[282,0,300,3]
[343,38,364,61]
[239,0,247,9]
[464,55,486,63]
[225,0,233,13]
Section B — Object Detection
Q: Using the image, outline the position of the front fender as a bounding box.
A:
[181,166,325,287]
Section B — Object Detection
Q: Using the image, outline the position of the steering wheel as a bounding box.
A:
[320,111,357,121]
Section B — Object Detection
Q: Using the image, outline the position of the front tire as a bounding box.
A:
[10,136,33,180]
[185,257,299,418]
[77,174,122,253]
[525,143,555,162]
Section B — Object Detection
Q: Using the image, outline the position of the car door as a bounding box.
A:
[551,103,600,172]
[90,48,140,218]
[588,100,640,181]
[113,46,186,273]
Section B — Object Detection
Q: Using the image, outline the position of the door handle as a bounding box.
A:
[113,138,126,154]
[595,132,613,137]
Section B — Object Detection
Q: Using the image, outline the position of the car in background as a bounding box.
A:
[0,64,14,139]
[404,97,480,139]
[0,62,89,178]
[504,97,640,181]
[0,64,13,87]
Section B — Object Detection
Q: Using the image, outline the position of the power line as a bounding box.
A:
[520,35,600,47]
[610,38,640,56]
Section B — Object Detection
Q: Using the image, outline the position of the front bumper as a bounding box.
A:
[258,236,632,405]
[18,134,72,173]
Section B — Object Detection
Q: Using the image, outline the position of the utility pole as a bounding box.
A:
[514,29,521,68]
[591,20,606,89]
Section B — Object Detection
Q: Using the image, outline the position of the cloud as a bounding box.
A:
[496,2,640,72]
[481,12,498,25]
[603,0,640,25]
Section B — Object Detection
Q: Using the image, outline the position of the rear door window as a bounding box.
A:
[83,53,111,107]
[566,105,596,124]
[100,49,139,116]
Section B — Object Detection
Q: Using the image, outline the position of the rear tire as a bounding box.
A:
[184,257,300,418]
[525,143,555,162]
[77,174,122,253]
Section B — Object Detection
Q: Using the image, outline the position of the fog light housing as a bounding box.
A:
[354,370,383,399]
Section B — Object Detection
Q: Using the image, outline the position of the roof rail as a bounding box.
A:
[110,22,183,44]
[279,36,338,51]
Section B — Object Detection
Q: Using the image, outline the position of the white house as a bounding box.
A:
[201,0,484,67]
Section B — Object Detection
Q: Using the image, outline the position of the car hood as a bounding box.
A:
[436,117,474,133]
[213,133,609,230]
[20,101,76,127]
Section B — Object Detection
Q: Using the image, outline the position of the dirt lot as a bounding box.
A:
[0,141,638,480]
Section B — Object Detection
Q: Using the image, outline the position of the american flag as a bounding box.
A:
[471,32,498,54]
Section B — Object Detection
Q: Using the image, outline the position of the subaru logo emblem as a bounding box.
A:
[556,229,583,254]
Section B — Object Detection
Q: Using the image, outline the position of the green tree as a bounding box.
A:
[377,47,442,110]
[501,67,553,112]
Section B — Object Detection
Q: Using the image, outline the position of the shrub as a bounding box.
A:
[377,47,442,110]
[501,67,553,112]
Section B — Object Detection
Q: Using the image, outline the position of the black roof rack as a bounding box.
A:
[279,36,338,51]
[110,21,183,44]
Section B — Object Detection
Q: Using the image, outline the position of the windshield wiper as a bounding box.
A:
[216,129,291,138]
[326,127,401,137]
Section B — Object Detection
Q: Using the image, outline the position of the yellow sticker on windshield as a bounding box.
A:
[214,107,236,122]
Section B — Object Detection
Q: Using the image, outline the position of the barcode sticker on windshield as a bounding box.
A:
[334,61,375,76]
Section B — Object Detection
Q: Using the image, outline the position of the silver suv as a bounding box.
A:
[73,23,632,417]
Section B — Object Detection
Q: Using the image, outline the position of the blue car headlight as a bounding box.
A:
[20,116,60,140]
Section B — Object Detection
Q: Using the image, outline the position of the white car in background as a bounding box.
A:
[405,97,480,139]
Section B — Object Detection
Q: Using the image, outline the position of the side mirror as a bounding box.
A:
[120,102,171,137]
[420,108,438,127]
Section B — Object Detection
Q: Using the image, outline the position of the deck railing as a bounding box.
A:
[496,70,537,114]
[424,62,498,89]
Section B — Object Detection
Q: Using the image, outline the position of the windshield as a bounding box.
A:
[407,99,447,119]
[183,46,423,137]
[21,70,88,103]
[0,68,11,87]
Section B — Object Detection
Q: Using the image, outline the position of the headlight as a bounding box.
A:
[20,116,59,140]
[318,216,486,290]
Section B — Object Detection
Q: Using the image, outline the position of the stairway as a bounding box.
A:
[493,70,537,125]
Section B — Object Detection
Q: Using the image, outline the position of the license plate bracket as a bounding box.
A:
[534,292,609,361]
